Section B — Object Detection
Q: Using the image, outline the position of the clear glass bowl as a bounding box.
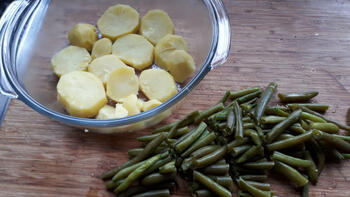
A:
[0,0,230,133]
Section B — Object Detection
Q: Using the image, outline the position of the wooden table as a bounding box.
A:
[1,0,350,196]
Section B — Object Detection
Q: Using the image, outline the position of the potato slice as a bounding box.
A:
[88,55,127,85]
[139,69,177,102]
[115,104,129,118]
[97,4,139,41]
[142,99,162,111]
[106,66,139,102]
[51,45,91,77]
[140,9,174,45]
[57,71,107,118]
[91,38,112,59]
[167,50,196,83]
[96,105,117,119]
[68,23,97,51]
[112,34,154,70]
[154,34,187,70]
[121,94,141,116]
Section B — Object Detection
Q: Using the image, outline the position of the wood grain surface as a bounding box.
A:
[1,0,350,196]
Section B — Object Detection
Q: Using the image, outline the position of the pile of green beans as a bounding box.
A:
[101,83,350,197]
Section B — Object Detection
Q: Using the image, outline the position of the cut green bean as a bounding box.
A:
[237,177,272,197]
[105,180,118,190]
[137,132,166,142]
[271,151,311,168]
[195,103,224,124]
[245,181,271,191]
[301,112,326,123]
[175,122,207,153]
[227,108,235,135]
[230,87,261,99]
[193,189,213,197]
[244,129,261,146]
[218,90,231,104]
[238,190,254,197]
[289,123,306,134]
[159,161,176,174]
[201,164,230,175]
[227,137,250,150]
[278,91,318,103]
[193,146,227,169]
[234,101,244,139]
[236,89,262,104]
[153,122,177,134]
[193,171,231,197]
[132,189,170,197]
[266,109,301,143]
[118,183,176,197]
[112,160,146,182]
[255,82,277,124]
[168,111,200,138]
[212,176,234,191]
[144,155,172,176]
[181,132,216,158]
[230,145,252,157]
[261,116,287,124]
[302,182,309,197]
[287,103,329,113]
[128,148,144,159]
[275,133,295,141]
[141,172,176,186]
[313,130,350,153]
[236,145,263,163]
[273,161,308,187]
[267,131,313,151]
[343,154,350,159]
[333,134,350,141]
[304,151,318,184]
[310,122,339,134]
[191,145,221,159]
[240,175,268,182]
[242,161,275,170]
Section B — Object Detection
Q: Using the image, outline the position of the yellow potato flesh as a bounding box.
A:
[115,104,129,118]
[91,38,112,59]
[96,105,117,119]
[139,69,178,102]
[97,4,139,41]
[57,71,107,118]
[88,54,127,85]
[51,45,91,77]
[106,66,139,102]
[112,34,154,70]
[142,99,162,111]
[121,94,141,116]
[68,23,97,51]
[140,9,174,45]
[154,34,187,70]
[167,50,196,83]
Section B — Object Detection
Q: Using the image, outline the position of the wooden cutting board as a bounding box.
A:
[1,0,350,196]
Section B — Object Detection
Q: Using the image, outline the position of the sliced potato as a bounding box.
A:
[112,34,154,70]
[154,34,187,70]
[167,50,196,83]
[96,105,117,119]
[88,54,127,85]
[140,9,174,45]
[97,4,139,41]
[137,99,145,111]
[51,45,91,77]
[91,38,112,59]
[121,94,141,116]
[142,99,162,111]
[68,23,98,51]
[139,69,177,102]
[115,104,129,118]
[106,66,139,102]
[57,71,107,118]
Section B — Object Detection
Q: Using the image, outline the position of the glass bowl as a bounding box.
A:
[0,0,230,133]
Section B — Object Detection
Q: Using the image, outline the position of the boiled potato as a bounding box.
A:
[88,55,127,85]
[115,104,129,118]
[97,4,139,41]
[139,69,177,102]
[112,34,154,70]
[57,71,107,118]
[106,66,139,102]
[140,9,174,45]
[91,38,112,59]
[154,34,187,70]
[68,23,97,51]
[120,94,141,116]
[96,105,117,119]
[137,99,145,111]
[51,45,91,77]
[142,99,162,111]
[167,50,196,83]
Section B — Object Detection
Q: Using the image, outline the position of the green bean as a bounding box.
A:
[193,146,227,169]
[267,131,313,151]
[287,103,329,113]
[112,160,146,182]
[275,133,294,141]
[132,189,170,197]
[243,122,256,129]
[215,113,228,121]
[181,132,216,158]
[244,129,261,146]
[173,128,197,147]
[118,183,176,197]
[102,133,166,180]
[175,122,207,153]
[201,164,230,175]
[137,132,166,142]
[193,189,213,197]
[238,190,254,197]
[266,105,289,112]
[227,137,250,150]
[278,91,318,103]
[153,122,177,134]
[114,154,162,194]
[271,151,311,168]
[193,171,231,197]
[141,172,176,186]
[289,123,306,134]
[236,145,263,163]
[230,145,252,157]
[242,116,253,122]
[175,127,191,137]
[215,159,227,165]
[210,176,234,192]
[144,155,172,176]
[245,181,271,191]
[128,148,144,159]
[261,116,287,124]
[304,151,318,184]
[242,161,275,170]
[159,161,176,174]
[310,122,339,134]
[318,140,344,161]
[236,89,262,104]
[237,177,272,197]
[313,130,350,153]
[218,90,231,104]
[342,154,350,159]
[195,103,224,124]
[234,101,244,139]
[273,161,308,187]
[333,134,350,141]
[266,109,301,143]
[230,87,261,99]
[168,111,200,138]
[227,108,235,135]
[241,103,254,112]
[240,175,268,182]
[191,145,220,159]
[309,138,325,175]
[301,112,326,123]
[255,82,277,124]
[181,157,194,172]
[302,182,309,197]
[105,180,118,190]
[300,106,350,132]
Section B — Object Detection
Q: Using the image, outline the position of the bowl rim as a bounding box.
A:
[3,0,219,128]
